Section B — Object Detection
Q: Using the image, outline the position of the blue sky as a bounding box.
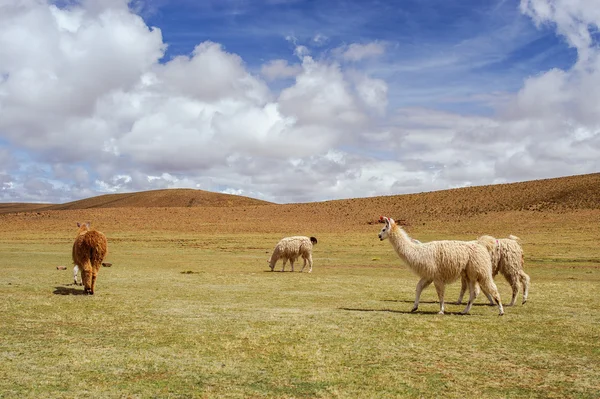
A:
[0,0,598,203]
[146,0,576,112]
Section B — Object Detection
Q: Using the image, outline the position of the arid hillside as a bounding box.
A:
[317,172,600,220]
[0,203,51,213]
[1,173,598,237]
[2,188,272,214]
[5,173,599,214]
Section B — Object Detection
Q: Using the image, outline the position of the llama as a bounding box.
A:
[72,222,108,295]
[456,235,530,306]
[378,216,504,315]
[268,236,317,273]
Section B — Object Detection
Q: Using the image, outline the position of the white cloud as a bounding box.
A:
[294,45,310,58]
[0,0,598,204]
[350,73,388,115]
[312,33,328,46]
[520,0,600,62]
[0,1,394,203]
[159,41,270,104]
[260,59,303,81]
[339,42,385,62]
[278,56,367,128]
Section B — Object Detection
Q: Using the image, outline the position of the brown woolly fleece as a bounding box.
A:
[72,222,108,295]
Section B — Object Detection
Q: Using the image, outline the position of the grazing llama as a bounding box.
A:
[268,236,317,272]
[72,222,108,295]
[378,216,504,315]
[457,235,530,306]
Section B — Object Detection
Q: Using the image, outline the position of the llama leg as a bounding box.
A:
[485,290,495,305]
[456,274,468,304]
[300,255,312,273]
[281,259,287,272]
[290,258,295,272]
[479,277,504,316]
[90,262,101,295]
[520,271,530,304]
[411,278,432,312]
[91,272,97,295]
[73,265,79,285]
[458,276,488,304]
[507,275,519,306]
[433,280,446,315]
[460,279,477,314]
[300,257,308,272]
[473,283,492,304]
[80,261,93,294]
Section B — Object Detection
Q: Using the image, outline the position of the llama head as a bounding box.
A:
[378,216,395,241]
[76,222,91,235]
[268,254,277,271]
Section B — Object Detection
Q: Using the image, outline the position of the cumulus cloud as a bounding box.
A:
[350,73,389,115]
[520,0,600,62]
[261,59,303,80]
[159,41,270,103]
[0,0,598,204]
[483,0,600,182]
[279,56,367,128]
[0,0,393,203]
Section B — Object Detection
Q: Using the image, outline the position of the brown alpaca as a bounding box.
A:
[72,222,108,295]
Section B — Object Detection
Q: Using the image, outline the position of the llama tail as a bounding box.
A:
[508,234,520,241]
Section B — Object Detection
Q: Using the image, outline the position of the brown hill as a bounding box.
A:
[1,173,598,239]
[0,203,50,214]
[9,189,271,213]
[44,188,273,210]
[317,172,600,221]
[1,173,598,218]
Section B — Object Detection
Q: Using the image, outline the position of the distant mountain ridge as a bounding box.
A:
[1,173,598,215]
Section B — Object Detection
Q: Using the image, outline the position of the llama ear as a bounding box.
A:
[86,222,91,229]
[77,222,81,227]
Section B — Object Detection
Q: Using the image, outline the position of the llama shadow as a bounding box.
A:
[339,307,472,316]
[53,286,87,296]
[263,270,308,273]
[383,299,494,307]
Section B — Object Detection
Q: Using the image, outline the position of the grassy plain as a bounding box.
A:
[1,202,599,398]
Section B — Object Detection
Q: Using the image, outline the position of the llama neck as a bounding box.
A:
[76,227,89,237]
[388,225,423,273]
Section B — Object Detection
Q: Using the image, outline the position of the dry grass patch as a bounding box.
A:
[1,215,599,398]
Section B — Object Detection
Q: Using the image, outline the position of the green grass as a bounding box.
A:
[1,232,599,398]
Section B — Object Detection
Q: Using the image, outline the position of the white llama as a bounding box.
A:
[457,235,530,306]
[268,236,317,272]
[378,217,504,315]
